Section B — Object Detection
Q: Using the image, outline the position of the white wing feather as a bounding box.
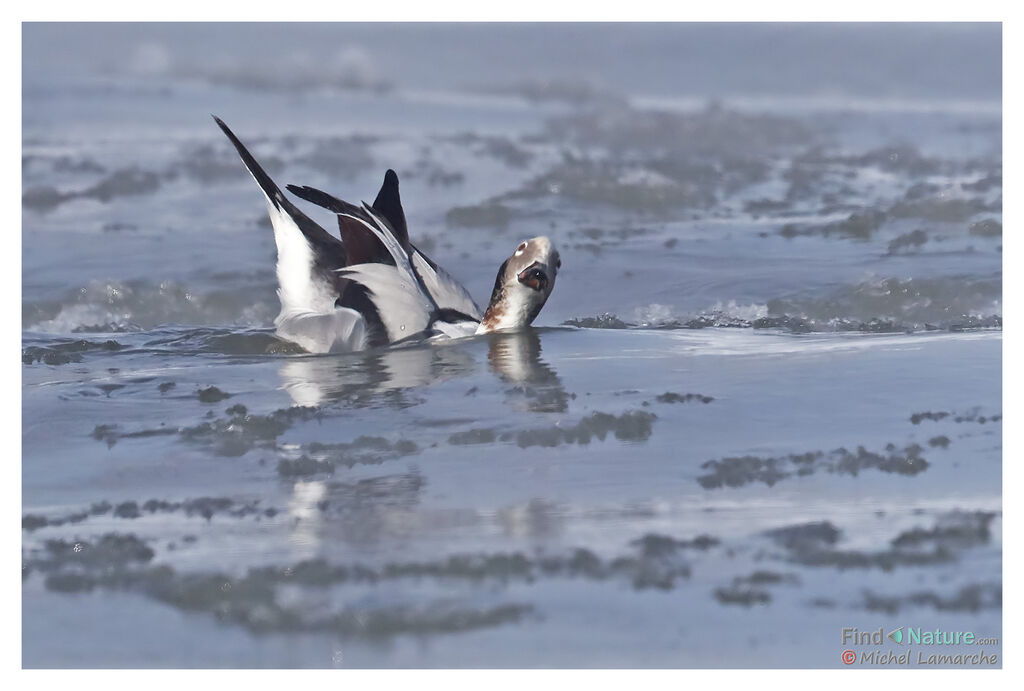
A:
[411,250,482,320]
[342,206,424,291]
[337,263,434,340]
[275,307,368,354]
[335,205,483,340]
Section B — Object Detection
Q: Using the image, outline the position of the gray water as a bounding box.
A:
[22,23,1001,668]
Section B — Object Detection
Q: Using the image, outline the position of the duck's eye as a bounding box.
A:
[515,241,528,255]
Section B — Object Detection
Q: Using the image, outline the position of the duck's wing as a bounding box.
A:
[287,177,402,266]
[371,169,410,253]
[214,116,347,317]
[289,179,481,321]
[367,171,480,320]
[410,248,483,322]
[286,183,418,280]
[275,307,367,354]
[336,206,439,341]
[334,262,435,341]
[287,185,436,341]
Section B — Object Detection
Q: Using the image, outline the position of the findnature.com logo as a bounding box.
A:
[840,627,1000,667]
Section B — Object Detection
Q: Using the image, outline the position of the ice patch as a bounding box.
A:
[706,301,769,322]
[634,303,676,327]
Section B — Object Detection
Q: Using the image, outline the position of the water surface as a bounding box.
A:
[22,22,1002,668]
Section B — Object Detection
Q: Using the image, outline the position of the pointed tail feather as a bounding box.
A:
[214,116,348,317]
[213,116,346,260]
[213,115,289,212]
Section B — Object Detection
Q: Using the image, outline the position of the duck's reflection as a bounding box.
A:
[286,472,431,554]
[276,329,571,553]
[278,343,477,408]
[286,479,327,560]
[278,329,568,413]
[486,330,570,413]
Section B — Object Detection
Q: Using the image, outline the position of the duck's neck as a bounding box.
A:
[477,283,544,334]
[477,259,511,333]
[477,300,507,334]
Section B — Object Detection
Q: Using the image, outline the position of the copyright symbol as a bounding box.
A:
[841,649,857,665]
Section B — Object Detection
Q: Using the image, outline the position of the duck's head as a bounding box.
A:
[478,236,561,333]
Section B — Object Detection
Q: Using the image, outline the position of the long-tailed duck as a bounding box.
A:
[215,117,560,354]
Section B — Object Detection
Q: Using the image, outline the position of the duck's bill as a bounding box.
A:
[517,262,550,292]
